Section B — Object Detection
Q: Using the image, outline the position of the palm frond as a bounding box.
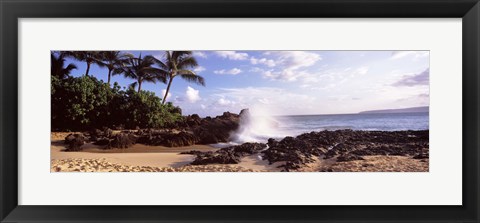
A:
[112,67,125,76]
[177,56,198,69]
[65,64,77,71]
[178,71,205,86]
[172,51,192,61]
[51,52,78,79]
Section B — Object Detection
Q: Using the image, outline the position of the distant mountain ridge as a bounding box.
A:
[359,106,429,114]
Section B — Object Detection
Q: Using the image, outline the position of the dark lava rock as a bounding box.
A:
[160,110,243,144]
[297,130,347,148]
[93,138,111,146]
[64,133,86,151]
[180,150,205,155]
[239,108,250,117]
[349,144,424,157]
[261,130,429,171]
[193,112,240,144]
[262,136,321,171]
[189,142,266,165]
[89,127,113,141]
[191,150,241,165]
[137,130,198,147]
[168,114,203,129]
[106,133,137,149]
[163,132,198,147]
[186,114,202,127]
[228,142,266,156]
[336,154,365,162]
[324,143,352,159]
[413,152,429,159]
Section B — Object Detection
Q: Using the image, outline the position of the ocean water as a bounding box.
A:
[277,112,429,133]
[228,112,429,144]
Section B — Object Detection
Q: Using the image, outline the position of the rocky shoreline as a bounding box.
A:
[181,129,429,171]
[63,110,245,152]
[56,109,429,172]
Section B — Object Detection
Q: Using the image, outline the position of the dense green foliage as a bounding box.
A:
[51,75,182,131]
[50,50,204,131]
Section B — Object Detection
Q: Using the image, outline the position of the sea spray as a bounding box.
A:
[231,107,290,143]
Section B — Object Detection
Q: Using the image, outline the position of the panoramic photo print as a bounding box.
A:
[51,50,429,172]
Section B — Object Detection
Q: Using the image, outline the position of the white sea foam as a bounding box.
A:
[231,105,291,143]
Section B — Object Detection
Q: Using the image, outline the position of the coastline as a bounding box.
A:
[51,129,429,172]
[51,132,281,172]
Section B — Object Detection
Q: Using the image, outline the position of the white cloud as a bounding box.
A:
[193,51,208,58]
[254,51,322,81]
[391,51,429,60]
[301,65,370,85]
[250,67,307,82]
[215,51,249,60]
[185,86,200,103]
[355,66,369,75]
[214,68,242,75]
[249,67,264,73]
[250,57,276,67]
[267,51,322,70]
[194,66,206,73]
[216,98,235,106]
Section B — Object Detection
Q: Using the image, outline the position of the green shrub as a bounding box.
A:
[119,88,182,129]
[51,75,182,131]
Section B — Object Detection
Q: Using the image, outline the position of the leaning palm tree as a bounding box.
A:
[122,54,167,93]
[63,51,102,76]
[97,51,133,85]
[51,52,77,79]
[155,51,205,104]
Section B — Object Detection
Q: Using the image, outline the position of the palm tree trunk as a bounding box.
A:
[162,77,174,105]
[85,62,91,76]
[137,80,142,93]
[107,69,112,85]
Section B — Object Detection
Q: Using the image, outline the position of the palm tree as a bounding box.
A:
[122,54,167,93]
[51,52,77,79]
[63,51,102,76]
[98,51,133,85]
[155,51,205,104]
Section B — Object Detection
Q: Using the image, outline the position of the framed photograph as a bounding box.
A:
[1,0,479,222]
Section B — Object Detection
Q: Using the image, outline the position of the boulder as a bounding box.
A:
[89,127,113,141]
[64,133,86,151]
[106,133,137,149]
[194,118,240,144]
[191,150,241,165]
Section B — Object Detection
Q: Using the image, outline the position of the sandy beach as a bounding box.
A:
[51,131,428,172]
[51,132,281,172]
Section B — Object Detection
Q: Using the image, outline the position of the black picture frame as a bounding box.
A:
[1,0,479,222]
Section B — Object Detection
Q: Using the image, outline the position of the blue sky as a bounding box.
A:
[64,50,429,117]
